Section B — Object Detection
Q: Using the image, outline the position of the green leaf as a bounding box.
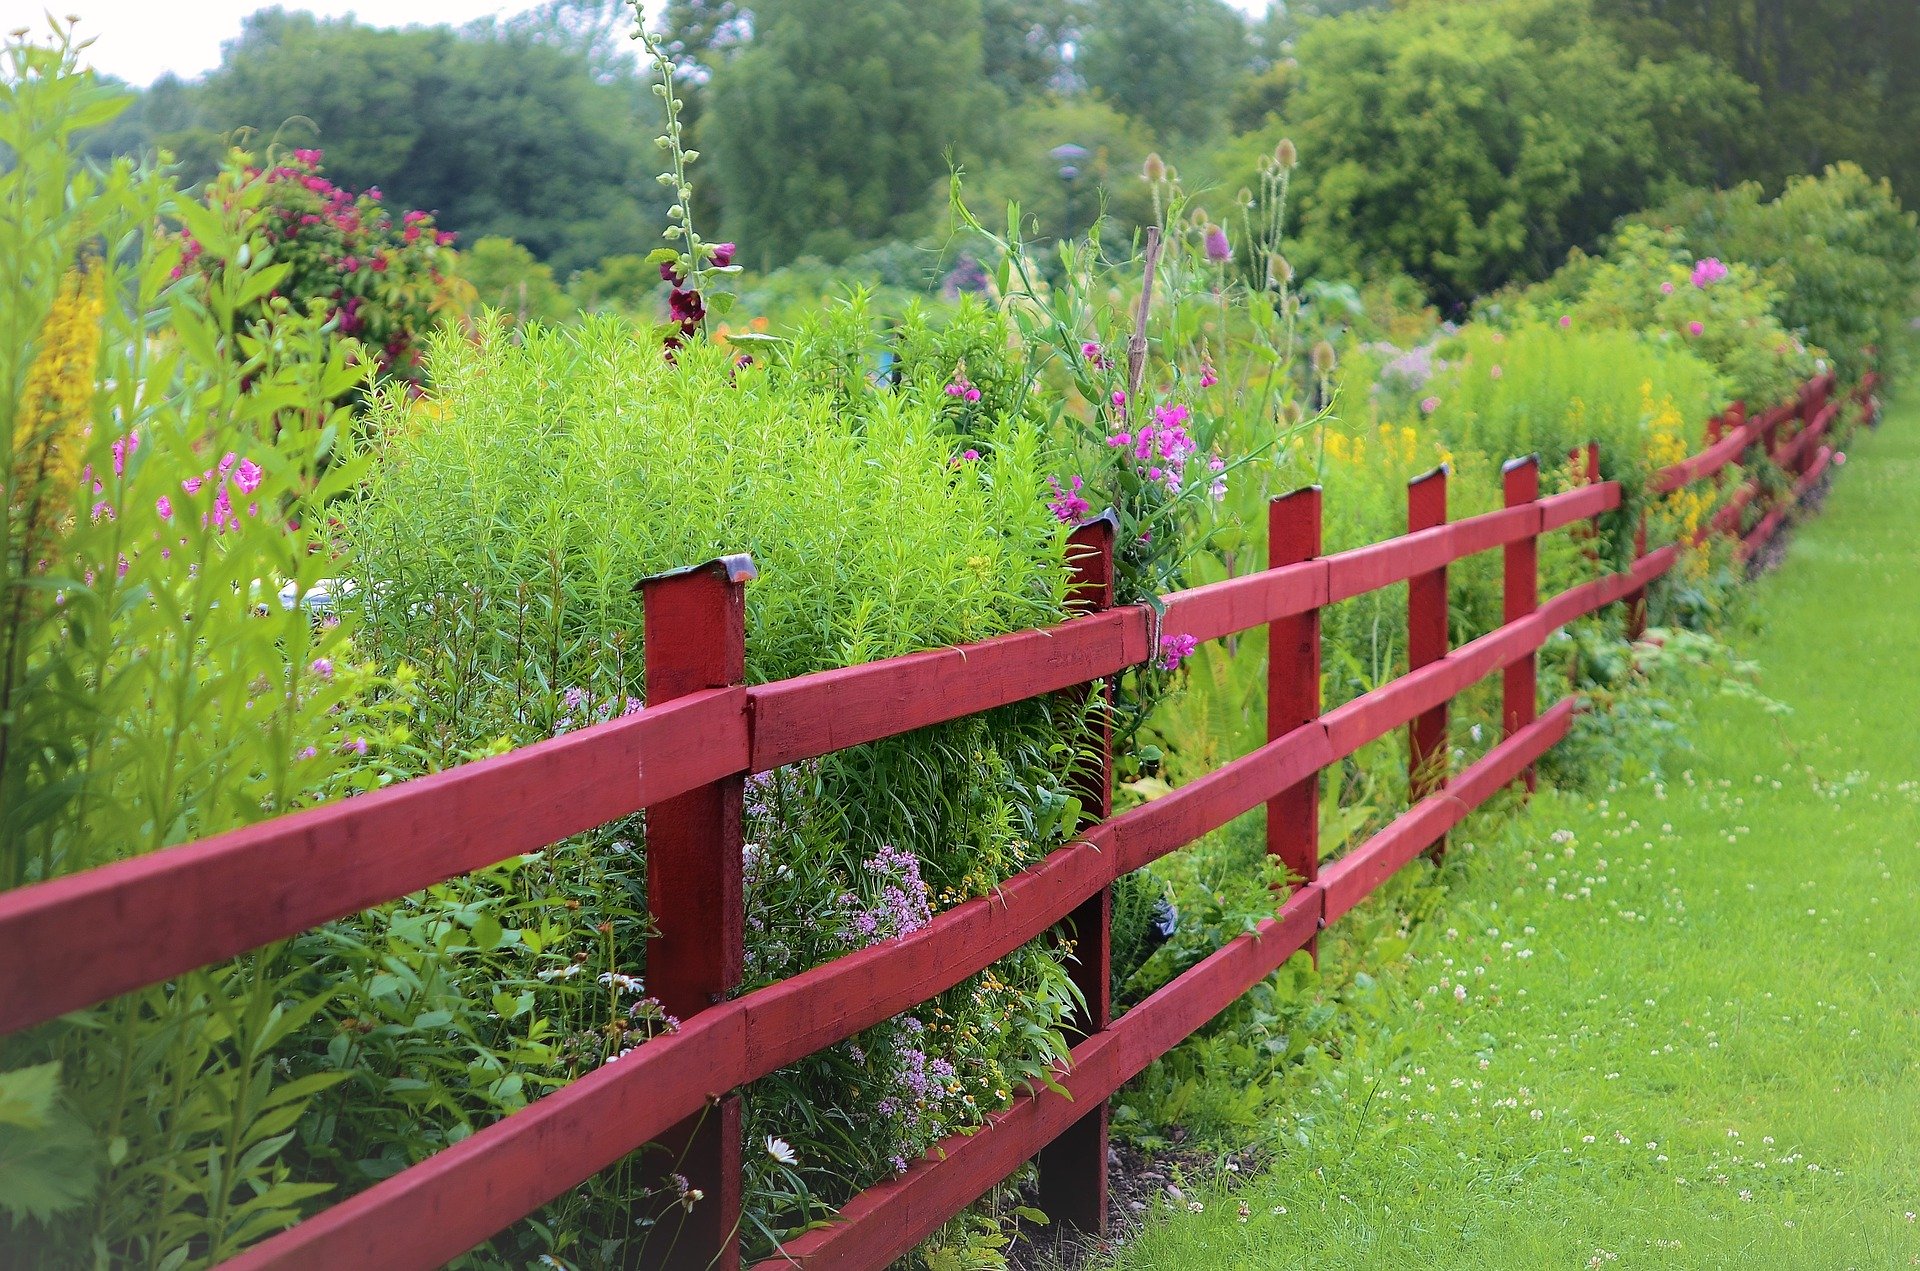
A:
[0,1108,97,1223]
[0,1063,61,1128]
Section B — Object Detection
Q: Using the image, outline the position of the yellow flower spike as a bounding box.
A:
[11,262,105,561]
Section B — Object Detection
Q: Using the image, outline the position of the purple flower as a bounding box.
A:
[233,458,264,495]
[1420,395,1441,415]
[1691,257,1728,289]
[1156,633,1199,671]
[155,495,173,521]
[1046,475,1091,523]
[310,657,335,681]
[1688,321,1705,337]
[1203,224,1232,263]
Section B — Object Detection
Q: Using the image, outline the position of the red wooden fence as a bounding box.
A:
[0,370,1875,1270]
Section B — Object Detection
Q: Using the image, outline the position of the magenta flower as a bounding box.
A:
[1691,257,1728,289]
[710,242,736,268]
[1111,389,1127,407]
[1420,395,1441,414]
[1045,475,1091,523]
[1660,281,1676,295]
[310,657,335,681]
[1559,315,1573,329]
[1156,633,1199,671]
[1688,321,1705,336]
[1200,363,1218,389]
[155,495,173,521]
[1203,224,1232,263]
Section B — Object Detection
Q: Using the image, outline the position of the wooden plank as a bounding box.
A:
[1502,456,1540,793]
[1267,488,1323,943]
[1158,558,1328,645]
[1322,503,1536,605]
[638,556,751,1271]
[1406,467,1451,842]
[748,607,1149,771]
[0,686,749,1035]
[1538,481,1622,533]
[1036,514,1117,1234]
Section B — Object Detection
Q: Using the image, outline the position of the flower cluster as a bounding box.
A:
[838,844,933,947]
[551,685,644,736]
[1690,257,1729,289]
[1107,402,1202,494]
[1045,475,1091,523]
[1156,632,1199,671]
[661,241,735,353]
[180,148,455,390]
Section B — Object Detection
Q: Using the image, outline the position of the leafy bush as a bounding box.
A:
[1514,225,1817,410]
[1635,164,1920,383]
[341,309,1085,1256]
[183,148,457,390]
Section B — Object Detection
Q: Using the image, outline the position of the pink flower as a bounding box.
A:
[1691,257,1728,289]
[1660,281,1676,295]
[1688,321,1705,337]
[1490,365,1504,380]
[1156,632,1199,671]
[1559,315,1573,329]
[1111,389,1127,407]
[1045,475,1091,523]
[1420,395,1441,414]
[1200,363,1217,389]
[961,449,980,461]
[1203,224,1232,263]
[710,242,736,268]
[233,458,263,495]
[155,495,173,521]
[310,657,334,681]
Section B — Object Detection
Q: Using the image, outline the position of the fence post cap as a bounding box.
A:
[635,553,758,592]
[1502,453,1540,474]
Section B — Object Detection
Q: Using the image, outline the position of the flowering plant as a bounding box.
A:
[180,148,457,391]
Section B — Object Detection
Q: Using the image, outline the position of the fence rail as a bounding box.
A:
[0,368,1874,1270]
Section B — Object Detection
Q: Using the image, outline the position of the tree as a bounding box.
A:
[1076,0,1251,143]
[1594,0,1920,211]
[979,0,1080,100]
[705,0,995,265]
[94,8,671,275]
[1285,0,1755,307]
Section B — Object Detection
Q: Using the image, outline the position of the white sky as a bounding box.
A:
[12,0,1272,88]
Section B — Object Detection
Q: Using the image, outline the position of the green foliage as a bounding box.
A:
[2,28,394,1265]
[962,96,1162,245]
[456,235,574,327]
[128,7,672,274]
[1077,0,1253,144]
[1286,0,1755,306]
[1636,164,1920,383]
[1596,0,1920,215]
[707,0,995,265]
[184,147,457,389]
[1511,224,1818,410]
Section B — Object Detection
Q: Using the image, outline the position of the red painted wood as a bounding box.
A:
[1406,466,1450,842]
[1159,558,1327,645]
[749,608,1148,771]
[1321,699,1575,921]
[1501,456,1540,793]
[1322,504,1537,605]
[1267,488,1323,923]
[1626,510,1651,640]
[1538,481,1622,533]
[1037,514,1116,1235]
[0,685,748,1035]
[640,555,752,1271]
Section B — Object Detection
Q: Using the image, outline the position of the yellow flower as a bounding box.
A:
[11,262,104,557]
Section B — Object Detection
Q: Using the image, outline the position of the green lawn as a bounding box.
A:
[1102,399,1920,1270]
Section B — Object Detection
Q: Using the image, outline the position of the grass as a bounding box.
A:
[1099,395,1920,1269]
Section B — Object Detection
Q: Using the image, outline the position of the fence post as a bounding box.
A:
[1267,486,1322,954]
[1036,511,1117,1236]
[1407,466,1450,844]
[1625,509,1650,640]
[639,554,755,1271]
[1501,456,1539,793]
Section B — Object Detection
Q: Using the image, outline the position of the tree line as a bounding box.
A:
[87,0,1920,307]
